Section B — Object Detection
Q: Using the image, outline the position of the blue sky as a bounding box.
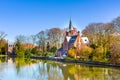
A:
[0,0,120,41]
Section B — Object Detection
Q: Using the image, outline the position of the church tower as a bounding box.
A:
[69,19,74,31]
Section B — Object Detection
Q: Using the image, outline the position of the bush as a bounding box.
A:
[36,51,43,56]
[109,43,120,64]
[15,40,25,57]
[92,46,105,62]
[68,47,77,58]
[79,46,93,60]
[31,48,38,55]
[50,46,57,54]
[16,49,25,58]
[25,49,31,58]
[45,51,54,57]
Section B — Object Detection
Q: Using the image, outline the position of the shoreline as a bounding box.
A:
[30,56,120,68]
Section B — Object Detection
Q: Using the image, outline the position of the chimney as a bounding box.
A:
[78,31,80,36]
[66,31,68,36]
[68,32,71,36]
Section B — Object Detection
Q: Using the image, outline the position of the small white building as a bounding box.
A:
[81,37,89,45]
[7,41,15,54]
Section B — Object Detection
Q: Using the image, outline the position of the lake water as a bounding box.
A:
[0,57,120,80]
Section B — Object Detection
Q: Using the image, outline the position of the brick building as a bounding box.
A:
[6,41,16,55]
[6,41,35,55]
[57,20,89,57]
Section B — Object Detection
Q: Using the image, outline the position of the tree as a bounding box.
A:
[15,35,32,44]
[110,43,120,64]
[15,39,25,57]
[50,46,57,54]
[68,47,77,59]
[15,35,26,44]
[46,42,50,51]
[24,49,31,58]
[47,28,65,49]
[82,23,97,45]
[0,31,7,54]
[112,16,120,32]
[0,31,7,39]
[82,23,115,62]
[82,23,114,48]
[31,35,37,45]
[80,46,93,60]
[36,31,46,52]
[0,39,7,54]
[31,48,38,55]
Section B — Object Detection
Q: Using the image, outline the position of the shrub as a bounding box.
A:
[25,49,31,58]
[79,46,93,60]
[68,47,77,58]
[50,46,57,54]
[92,46,105,62]
[31,48,38,55]
[16,49,25,58]
[45,51,54,57]
[109,43,120,64]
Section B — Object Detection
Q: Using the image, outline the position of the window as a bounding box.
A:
[85,39,87,42]
[9,45,14,47]
[9,45,11,47]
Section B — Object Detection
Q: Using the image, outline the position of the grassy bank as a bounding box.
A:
[0,54,7,57]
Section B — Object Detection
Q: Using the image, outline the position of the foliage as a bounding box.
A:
[16,48,25,57]
[82,23,114,47]
[1,47,6,54]
[82,22,118,63]
[110,43,120,64]
[91,46,110,62]
[113,16,120,32]
[3,17,120,64]
[31,48,38,55]
[15,40,25,57]
[50,46,57,54]
[31,35,37,45]
[79,46,93,60]
[0,31,7,39]
[47,28,65,48]
[46,42,50,51]
[36,31,46,52]
[24,49,31,58]
[92,46,104,61]
[16,35,33,44]
[45,51,54,56]
[68,47,77,58]
[0,39,7,54]
[36,51,43,56]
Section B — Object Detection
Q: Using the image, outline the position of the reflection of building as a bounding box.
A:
[57,20,89,57]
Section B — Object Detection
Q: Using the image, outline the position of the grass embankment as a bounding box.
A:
[0,54,7,57]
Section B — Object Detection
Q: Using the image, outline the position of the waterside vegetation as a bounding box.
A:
[1,17,120,65]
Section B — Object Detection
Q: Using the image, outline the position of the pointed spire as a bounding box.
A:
[69,18,74,31]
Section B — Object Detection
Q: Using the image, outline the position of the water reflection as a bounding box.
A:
[0,57,120,80]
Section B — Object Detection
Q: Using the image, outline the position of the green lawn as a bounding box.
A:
[0,54,7,57]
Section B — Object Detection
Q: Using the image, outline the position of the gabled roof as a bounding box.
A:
[66,36,71,42]
[69,35,77,44]
[58,48,63,51]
